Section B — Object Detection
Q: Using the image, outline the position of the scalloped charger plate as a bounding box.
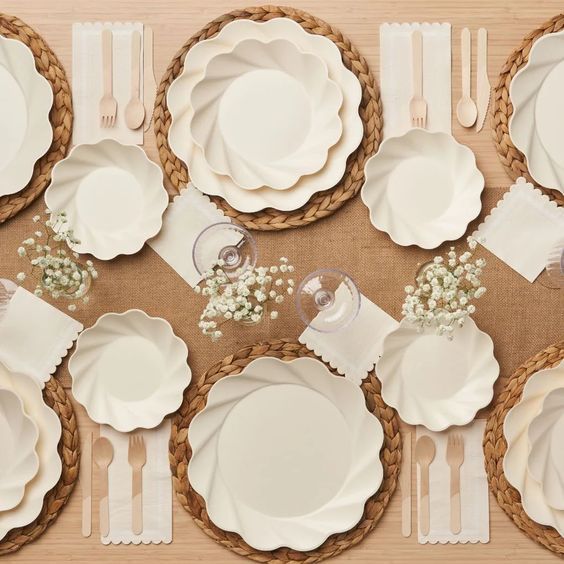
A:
[376,318,499,431]
[188,356,384,551]
[69,310,191,433]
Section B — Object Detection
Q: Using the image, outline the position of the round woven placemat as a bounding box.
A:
[492,13,564,205]
[483,340,564,555]
[0,376,80,556]
[0,13,73,224]
[169,339,400,563]
[154,5,381,231]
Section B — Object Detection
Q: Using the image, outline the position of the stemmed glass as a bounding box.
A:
[545,240,564,288]
[295,268,361,332]
[192,222,257,281]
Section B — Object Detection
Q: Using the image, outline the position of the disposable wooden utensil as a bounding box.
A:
[99,29,117,128]
[128,433,147,535]
[125,30,145,130]
[456,28,477,128]
[143,26,156,131]
[93,436,114,537]
[81,432,93,537]
[409,30,427,128]
[415,434,435,536]
[400,431,412,537]
[475,28,491,132]
[446,433,464,534]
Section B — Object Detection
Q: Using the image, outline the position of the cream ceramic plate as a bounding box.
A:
[188,357,383,551]
[504,361,564,535]
[0,388,40,511]
[167,18,363,212]
[510,31,564,194]
[527,387,564,510]
[44,140,168,260]
[190,38,342,190]
[70,309,191,432]
[0,36,53,197]
[377,318,499,431]
[0,360,62,541]
[361,129,484,249]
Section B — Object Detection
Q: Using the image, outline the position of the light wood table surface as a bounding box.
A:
[0,1,563,563]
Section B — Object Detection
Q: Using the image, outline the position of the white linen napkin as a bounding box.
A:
[0,284,83,387]
[380,23,452,138]
[416,419,489,544]
[473,177,564,282]
[148,184,237,288]
[100,420,172,545]
[299,284,399,385]
[72,22,143,145]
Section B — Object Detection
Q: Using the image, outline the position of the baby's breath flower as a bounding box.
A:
[16,272,26,282]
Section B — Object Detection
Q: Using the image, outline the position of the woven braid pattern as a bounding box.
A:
[154,5,382,231]
[483,341,564,555]
[492,13,564,205]
[0,13,73,224]
[0,376,80,556]
[169,339,400,563]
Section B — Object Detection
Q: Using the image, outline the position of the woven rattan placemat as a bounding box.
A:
[0,376,80,556]
[492,13,564,205]
[483,341,564,555]
[0,13,72,224]
[154,5,382,231]
[169,339,400,563]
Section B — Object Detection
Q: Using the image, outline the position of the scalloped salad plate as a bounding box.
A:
[376,318,499,431]
[70,310,191,433]
[361,129,484,249]
[0,36,53,197]
[44,140,168,260]
[188,357,384,551]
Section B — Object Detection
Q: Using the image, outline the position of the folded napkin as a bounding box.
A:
[416,419,489,544]
[100,420,172,545]
[0,284,83,387]
[380,23,452,138]
[148,184,237,288]
[72,22,143,145]
[299,284,399,385]
[473,178,564,282]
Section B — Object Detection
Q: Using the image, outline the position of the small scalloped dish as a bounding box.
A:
[188,356,384,551]
[69,310,191,433]
[44,139,168,260]
[361,129,484,249]
[376,318,499,431]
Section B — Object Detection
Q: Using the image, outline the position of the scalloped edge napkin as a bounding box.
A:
[0,283,83,387]
[299,284,399,386]
[100,420,172,545]
[473,177,564,282]
[380,22,452,137]
[416,419,489,544]
[148,183,236,288]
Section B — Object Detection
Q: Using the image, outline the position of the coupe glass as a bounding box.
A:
[296,268,361,333]
[192,222,257,281]
[546,240,564,288]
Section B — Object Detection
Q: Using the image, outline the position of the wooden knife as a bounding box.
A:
[475,28,491,132]
[143,25,156,131]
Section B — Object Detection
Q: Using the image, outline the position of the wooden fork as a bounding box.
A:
[128,433,146,535]
[409,30,427,128]
[99,29,117,128]
[446,433,464,534]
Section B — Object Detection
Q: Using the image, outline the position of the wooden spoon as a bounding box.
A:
[124,31,145,130]
[415,435,436,536]
[456,28,478,128]
[93,437,114,537]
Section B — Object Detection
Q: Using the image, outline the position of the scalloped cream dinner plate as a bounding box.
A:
[0,36,53,197]
[0,388,39,511]
[188,356,384,551]
[69,309,191,433]
[376,318,499,431]
[190,38,342,190]
[167,18,363,212]
[361,129,484,249]
[44,139,168,261]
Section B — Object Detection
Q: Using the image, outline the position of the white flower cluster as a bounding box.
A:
[195,257,295,341]
[402,237,486,339]
[16,211,99,311]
